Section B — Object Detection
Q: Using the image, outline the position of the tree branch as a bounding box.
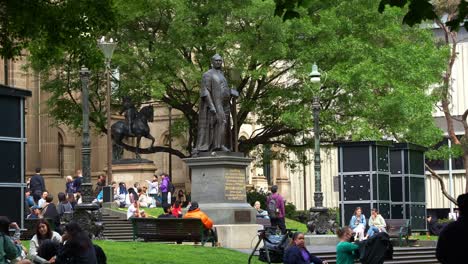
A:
[425,163,458,205]
[117,141,188,159]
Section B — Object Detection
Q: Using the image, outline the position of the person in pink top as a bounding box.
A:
[266,185,286,234]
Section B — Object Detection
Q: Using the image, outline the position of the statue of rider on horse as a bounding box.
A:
[111,97,155,159]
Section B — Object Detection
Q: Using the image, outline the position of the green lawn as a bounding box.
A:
[21,240,262,264]
[410,235,438,241]
[285,218,307,233]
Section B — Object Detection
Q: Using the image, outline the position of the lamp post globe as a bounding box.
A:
[97,36,117,186]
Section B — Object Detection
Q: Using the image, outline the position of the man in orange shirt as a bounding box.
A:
[183,201,213,230]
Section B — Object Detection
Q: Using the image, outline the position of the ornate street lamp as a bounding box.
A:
[306,63,335,234]
[309,63,323,208]
[98,37,117,185]
[73,67,102,238]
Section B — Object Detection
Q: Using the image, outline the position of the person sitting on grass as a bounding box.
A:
[53,222,97,264]
[127,200,140,220]
[28,205,42,219]
[183,201,213,230]
[29,219,62,264]
[158,204,175,218]
[283,231,327,264]
[172,201,183,218]
[366,208,386,238]
[336,226,359,264]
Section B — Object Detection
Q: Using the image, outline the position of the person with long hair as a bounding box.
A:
[54,222,97,264]
[349,207,366,241]
[29,219,62,263]
[283,232,326,264]
[336,227,359,264]
[366,208,386,238]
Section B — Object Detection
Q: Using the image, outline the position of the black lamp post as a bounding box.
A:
[309,63,323,208]
[73,67,103,238]
[306,63,335,234]
[97,37,117,185]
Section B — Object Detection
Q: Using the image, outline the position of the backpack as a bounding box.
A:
[168,182,176,194]
[267,196,279,219]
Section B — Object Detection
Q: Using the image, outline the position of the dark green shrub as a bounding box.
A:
[285,202,297,219]
[247,188,268,209]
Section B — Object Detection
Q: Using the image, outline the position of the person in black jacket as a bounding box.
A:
[30,168,46,204]
[436,193,468,264]
[54,222,97,264]
[283,232,326,264]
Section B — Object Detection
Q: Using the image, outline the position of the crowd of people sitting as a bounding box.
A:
[1,216,106,264]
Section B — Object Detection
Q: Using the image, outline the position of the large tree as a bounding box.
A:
[29,0,446,162]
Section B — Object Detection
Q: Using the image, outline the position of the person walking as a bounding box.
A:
[267,185,286,234]
[30,168,46,204]
[436,193,468,264]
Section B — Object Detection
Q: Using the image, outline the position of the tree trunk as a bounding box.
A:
[425,164,458,205]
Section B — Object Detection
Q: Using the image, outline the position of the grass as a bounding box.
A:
[409,235,438,241]
[20,240,262,264]
[113,207,164,216]
[285,218,307,233]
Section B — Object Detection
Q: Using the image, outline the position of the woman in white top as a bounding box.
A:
[29,219,62,263]
[146,175,159,208]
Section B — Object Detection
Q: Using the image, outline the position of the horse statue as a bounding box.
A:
[111,105,155,159]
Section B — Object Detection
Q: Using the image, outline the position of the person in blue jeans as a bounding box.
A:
[366,208,386,238]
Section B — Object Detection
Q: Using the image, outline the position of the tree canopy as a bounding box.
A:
[27,0,447,159]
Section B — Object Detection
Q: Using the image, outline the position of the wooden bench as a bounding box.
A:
[386,219,410,247]
[19,218,56,240]
[130,218,217,247]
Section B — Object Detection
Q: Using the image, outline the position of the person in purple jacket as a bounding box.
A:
[160,173,169,206]
[267,185,286,234]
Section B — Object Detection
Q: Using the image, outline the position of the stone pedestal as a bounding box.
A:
[109,159,157,187]
[184,152,256,225]
[215,224,261,249]
[184,152,258,248]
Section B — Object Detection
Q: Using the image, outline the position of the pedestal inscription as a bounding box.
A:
[225,168,245,201]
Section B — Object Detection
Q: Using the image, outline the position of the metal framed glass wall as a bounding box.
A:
[390,143,427,231]
[0,85,31,226]
[337,141,392,227]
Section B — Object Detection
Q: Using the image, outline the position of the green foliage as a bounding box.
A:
[328,207,340,227]
[247,188,268,208]
[285,202,297,219]
[28,0,447,158]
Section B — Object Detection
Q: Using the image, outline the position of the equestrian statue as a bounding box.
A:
[111,97,155,159]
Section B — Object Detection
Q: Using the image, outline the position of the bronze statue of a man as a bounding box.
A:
[194,54,238,153]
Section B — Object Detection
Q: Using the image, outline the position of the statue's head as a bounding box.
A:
[211,54,223,70]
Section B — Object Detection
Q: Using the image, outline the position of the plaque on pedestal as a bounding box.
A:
[183,152,256,225]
